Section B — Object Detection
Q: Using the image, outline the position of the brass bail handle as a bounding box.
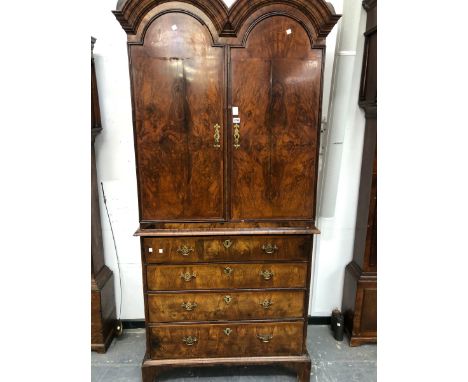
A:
[257,334,273,343]
[177,245,194,256]
[181,301,198,311]
[182,336,198,346]
[262,243,278,254]
[260,269,274,280]
[180,272,196,282]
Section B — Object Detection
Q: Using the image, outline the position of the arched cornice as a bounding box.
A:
[113,0,340,40]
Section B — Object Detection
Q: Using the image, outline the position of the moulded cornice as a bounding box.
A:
[113,0,340,39]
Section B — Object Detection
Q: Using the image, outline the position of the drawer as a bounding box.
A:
[142,235,311,263]
[146,262,308,290]
[149,321,304,359]
[147,290,305,322]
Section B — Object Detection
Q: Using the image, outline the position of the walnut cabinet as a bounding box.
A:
[113,1,340,380]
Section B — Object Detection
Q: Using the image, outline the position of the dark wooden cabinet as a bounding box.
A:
[91,37,117,353]
[341,0,377,346]
[113,1,339,380]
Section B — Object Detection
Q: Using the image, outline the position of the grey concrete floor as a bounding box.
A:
[92,325,376,381]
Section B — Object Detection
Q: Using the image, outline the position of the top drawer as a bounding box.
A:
[142,235,311,263]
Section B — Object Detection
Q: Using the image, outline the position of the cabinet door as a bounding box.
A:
[230,16,321,220]
[131,13,225,221]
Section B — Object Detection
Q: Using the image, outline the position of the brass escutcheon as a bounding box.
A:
[233,124,240,149]
[224,328,232,336]
[223,239,233,249]
[177,245,194,256]
[262,243,278,254]
[224,266,233,276]
[181,301,198,311]
[180,272,196,282]
[260,270,274,280]
[260,299,273,309]
[224,295,232,304]
[182,336,198,346]
[213,123,221,148]
[257,334,273,343]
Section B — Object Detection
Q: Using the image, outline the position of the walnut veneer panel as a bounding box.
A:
[146,263,307,290]
[230,16,321,220]
[147,290,305,322]
[130,12,225,220]
[149,321,304,359]
[143,235,311,263]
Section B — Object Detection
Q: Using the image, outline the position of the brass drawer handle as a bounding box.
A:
[224,266,233,276]
[233,123,240,149]
[224,327,232,336]
[223,239,233,249]
[260,299,274,309]
[182,336,198,346]
[257,334,273,343]
[262,243,278,254]
[224,295,232,304]
[180,272,196,282]
[213,123,221,148]
[259,270,274,280]
[181,301,197,311]
[177,245,194,256]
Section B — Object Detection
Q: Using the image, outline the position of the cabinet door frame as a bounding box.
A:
[128,10,228,223]
[228,14,325,222]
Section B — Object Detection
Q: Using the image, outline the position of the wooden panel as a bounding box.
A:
[359,288,377,334]
[364,150,377,272]
[359,29,377,107]
[147,263,307,290]
[91,272,116,353]
[230,16,321,220]
[91,290,103,344]
[130,12,225,220]
[149,321,304,359]
[143,235,311,263]
[147,290,305,322]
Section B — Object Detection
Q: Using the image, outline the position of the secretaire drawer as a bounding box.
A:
[146,262,308,290]
[147,290,305,322]
[142,236,311,263]
[149,321,304,359]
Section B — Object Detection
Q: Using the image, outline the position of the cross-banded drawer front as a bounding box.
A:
[149,321,304,359]
[147,290,305,322]
[146,263,307,291]
[143,235,311,263]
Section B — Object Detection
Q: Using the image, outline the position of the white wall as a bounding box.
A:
[91,0,366,319]
[91,0,143,319]
[311,0,367,315]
